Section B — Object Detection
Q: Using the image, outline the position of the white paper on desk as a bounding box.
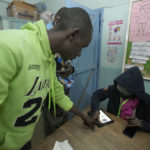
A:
[53,140,74,150]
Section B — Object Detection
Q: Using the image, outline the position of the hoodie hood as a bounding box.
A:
[114,66,150,104]
[22,20,51,59]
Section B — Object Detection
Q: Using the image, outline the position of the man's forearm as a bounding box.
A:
[69,104,85,119]
[68,104,96,129]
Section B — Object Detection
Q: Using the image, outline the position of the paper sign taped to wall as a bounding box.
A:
[129,0,150,41]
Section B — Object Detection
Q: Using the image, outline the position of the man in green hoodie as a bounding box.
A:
[0,7,95,150]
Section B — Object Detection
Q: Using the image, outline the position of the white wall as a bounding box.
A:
[45,0,130,13]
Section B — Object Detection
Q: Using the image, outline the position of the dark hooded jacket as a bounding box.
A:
[91,66,150,132]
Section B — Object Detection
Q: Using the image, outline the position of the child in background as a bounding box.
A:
[90,66,150,132]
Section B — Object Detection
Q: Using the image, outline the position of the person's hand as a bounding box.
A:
[82,114,96,130]
[65,66,74,74]
[128,116,142,128]
[92,110,101,124]
[69,105,96,130]
[56,67,74,77]
[56,71,68,78]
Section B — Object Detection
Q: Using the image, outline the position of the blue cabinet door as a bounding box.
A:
[65,0,103,110]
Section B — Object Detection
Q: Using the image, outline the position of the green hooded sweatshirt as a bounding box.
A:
[0,20,73,150]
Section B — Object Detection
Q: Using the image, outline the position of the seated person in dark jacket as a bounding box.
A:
[90,66,150,132]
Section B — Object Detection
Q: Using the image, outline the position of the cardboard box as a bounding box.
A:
[7,0,38,21]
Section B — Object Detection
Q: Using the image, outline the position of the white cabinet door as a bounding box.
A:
[0,16,30,29]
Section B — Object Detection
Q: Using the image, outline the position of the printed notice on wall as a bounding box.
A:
[124,42,150,79]
[123,0,150,80]
[129,0,150,42]
[107,20,123,45]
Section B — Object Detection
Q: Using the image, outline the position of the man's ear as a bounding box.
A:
[67,28,79,41]
[52,16,60,26]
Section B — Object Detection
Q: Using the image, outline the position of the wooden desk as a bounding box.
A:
[31,107,150,150]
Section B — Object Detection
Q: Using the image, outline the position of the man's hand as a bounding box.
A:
[128,117,142,128]
[82,114,96,130]
[92,110,101,124]
[69,105,96,130]
[56,66,74,77]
